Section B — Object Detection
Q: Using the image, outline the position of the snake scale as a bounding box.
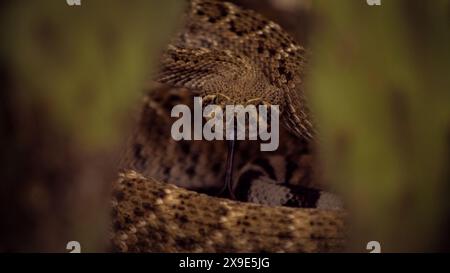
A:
[112,0,346,252]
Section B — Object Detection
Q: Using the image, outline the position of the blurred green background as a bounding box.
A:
[310,0,450,251]
[0,0,184,252]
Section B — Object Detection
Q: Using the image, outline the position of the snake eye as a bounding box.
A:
[246,98,263,106]
[202,94,217,107]
[261,101,271,107]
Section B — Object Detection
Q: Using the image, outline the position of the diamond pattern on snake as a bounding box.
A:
[121,0,342,209]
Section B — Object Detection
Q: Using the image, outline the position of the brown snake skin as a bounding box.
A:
[112,0,346,252]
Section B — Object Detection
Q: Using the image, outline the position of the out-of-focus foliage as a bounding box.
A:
[1,0,184,149]
[0,0,184,251]
[309,0,450,251]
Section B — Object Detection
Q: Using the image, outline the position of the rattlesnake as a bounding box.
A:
[112,0,346,252]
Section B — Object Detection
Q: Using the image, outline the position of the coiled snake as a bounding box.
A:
[112,0,346,253]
